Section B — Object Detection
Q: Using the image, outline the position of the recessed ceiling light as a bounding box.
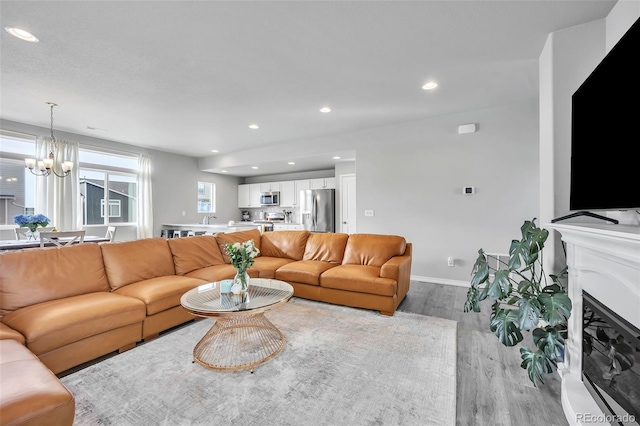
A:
[332,156,341,160]
[422,81,438,90]
[320,107,332,113]
[5,27,39,42]
[221,170,228,173]
[249,124,259,130]
[288,162,295,165]
[211,149,219,153]
[251,166,259,170]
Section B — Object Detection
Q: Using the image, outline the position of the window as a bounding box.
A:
[1,132,141,227]
[197,182,216,213]
[0,133,37,225]
[100,199,122,217]
[79,148,138,226]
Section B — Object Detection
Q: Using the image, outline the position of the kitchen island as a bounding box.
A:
[162,222,260,236]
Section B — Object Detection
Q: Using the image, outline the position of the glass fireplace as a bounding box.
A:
[582,291,640,425]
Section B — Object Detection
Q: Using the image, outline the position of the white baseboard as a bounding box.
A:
[411,275,470,288]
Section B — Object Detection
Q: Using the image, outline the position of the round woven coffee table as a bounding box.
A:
[180,278,293,372]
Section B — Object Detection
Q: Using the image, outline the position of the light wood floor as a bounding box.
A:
[397,281,568,426]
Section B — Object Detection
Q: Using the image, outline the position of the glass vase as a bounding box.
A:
[231,268,250,294]
[25,228,37,240]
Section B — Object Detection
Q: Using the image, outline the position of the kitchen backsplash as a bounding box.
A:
[242,206,300,223]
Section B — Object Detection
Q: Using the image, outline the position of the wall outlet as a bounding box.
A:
[181,211,186,217]
[447,256,455,267]
[364,209,375,217]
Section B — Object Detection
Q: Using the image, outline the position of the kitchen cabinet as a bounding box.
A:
[237,184,262,208]
[292,179,309,206]
[237,177,335,208]
[238,185,250,208]
[309,178,335,189]
[279,181,295,207]
[250,184,261,206]
[273,224,302,231]
[260,182,280,192]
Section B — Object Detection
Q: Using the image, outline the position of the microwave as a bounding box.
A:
[260,192,280,206]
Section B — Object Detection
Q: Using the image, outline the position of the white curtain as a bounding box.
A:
[35,138,81,231]
[137,154,153,239]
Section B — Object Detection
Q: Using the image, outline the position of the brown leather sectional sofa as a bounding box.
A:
[0,229,411,426]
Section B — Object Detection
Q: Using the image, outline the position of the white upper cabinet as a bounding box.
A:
[293,180,310,206]
[238,184,262,208]
[295,179,310,191]
[238,178,334,208]
[309,178,335,189]
[259,182,280,192]
[238,185,250,208]
[279,181,295,207]
[250,184,262,206]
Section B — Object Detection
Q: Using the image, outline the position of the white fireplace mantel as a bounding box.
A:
[549,223,640,426]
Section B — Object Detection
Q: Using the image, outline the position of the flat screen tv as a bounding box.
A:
[569,17,640,214]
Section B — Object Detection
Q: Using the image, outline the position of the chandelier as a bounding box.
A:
[24,102,73,177]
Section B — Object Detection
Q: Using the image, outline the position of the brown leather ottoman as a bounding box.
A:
[0,339,74,426]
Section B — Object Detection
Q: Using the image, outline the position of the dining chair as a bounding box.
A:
[105,226,117,242]
[39,230,86,248]
[14,227,55,240]
[14,228,29,240]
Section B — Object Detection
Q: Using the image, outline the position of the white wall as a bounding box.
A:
[539,18,606,274]
[540,2,640,273]
[353,101,539,283]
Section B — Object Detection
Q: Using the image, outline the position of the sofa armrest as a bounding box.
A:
[380,243,412,300]
[380,255,411,281]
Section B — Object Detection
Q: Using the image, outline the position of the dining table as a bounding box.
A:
[0,236,111,251]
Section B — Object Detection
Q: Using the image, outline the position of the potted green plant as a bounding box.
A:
[464,219,571,386]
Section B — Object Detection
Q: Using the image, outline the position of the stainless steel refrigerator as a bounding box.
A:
[299,189,335,232]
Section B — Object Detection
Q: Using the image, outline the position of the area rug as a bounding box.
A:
[61,298,457,426]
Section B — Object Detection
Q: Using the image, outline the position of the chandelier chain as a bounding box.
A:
[47,102,57,144]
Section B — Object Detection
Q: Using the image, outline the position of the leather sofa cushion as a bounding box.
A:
[260,231,310,260]
[168,235,225,275]
[215,229,262,263]
[250,257,295,278]
[185,264,237,282]
[101,238,176,290]
[0,339,75,426]
[0,322,25,344]
[114,275,206,316]
[342,234,407,267]
[303,233,349,263]
[320,265,397,296]
[1,292,146,355]
[0,244,110,316]
[275,260,339,286]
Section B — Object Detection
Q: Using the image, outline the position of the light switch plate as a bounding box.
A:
[364,209,375,217]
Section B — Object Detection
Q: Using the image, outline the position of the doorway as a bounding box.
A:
[340,174,356,234]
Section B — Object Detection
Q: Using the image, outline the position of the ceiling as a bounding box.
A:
[0,1,616,177]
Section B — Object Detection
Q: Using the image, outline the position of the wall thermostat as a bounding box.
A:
[463,186,475,195]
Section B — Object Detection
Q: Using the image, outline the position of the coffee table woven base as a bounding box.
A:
[193,312,286,372]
